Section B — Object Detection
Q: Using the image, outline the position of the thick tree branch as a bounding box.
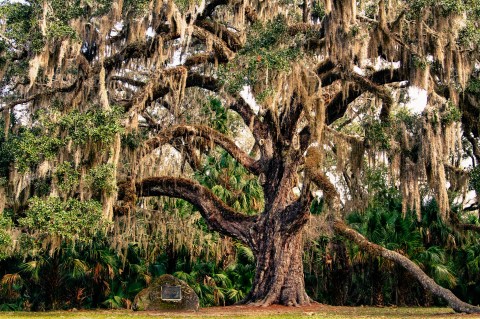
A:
[185,72,218,91]
[144,124,262,174]
[287,23,324,49]
[280,93,305,141]
[195,19,243,51]
[460,94,480,164]
[287,23,322,35]
[325,85,360,125]
[347,72,393,120]
[305,146,342,214]
[325,68,403,124]
[103,33,180,72]
[229,97,279,163]
[185,52,216,66]
[281,195,312,235]
[319,67,341,87]
[305,36,325,50]
[316,59,335,76]
[0,80,80,112]
[176,141,202,171]
[125,69,219,112]
[103,41,151,71]
[322,66,402,89]
[466,134,480,164]
[229,98,268,143]
[192,25,235,62]
[140,111,202,169]
[109,75,146,87]
[462,203,479,212]
[199,0,229,19]
[136,177,256,245]
[456,223,480,232]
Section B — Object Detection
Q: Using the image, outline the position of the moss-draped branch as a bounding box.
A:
[144,124,262,175]
[135,176,256,245]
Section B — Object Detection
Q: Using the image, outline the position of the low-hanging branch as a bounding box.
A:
[135,176,256,245]
[144,124,263,174]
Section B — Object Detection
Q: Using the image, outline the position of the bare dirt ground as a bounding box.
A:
[1,304,479,319]
[140,304,476,318]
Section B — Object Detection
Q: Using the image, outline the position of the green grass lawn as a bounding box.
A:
[0,307,474,319]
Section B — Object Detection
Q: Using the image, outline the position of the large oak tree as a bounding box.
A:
[1,0,480,313]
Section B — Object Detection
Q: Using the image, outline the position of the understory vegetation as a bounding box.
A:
[1,180,480,310]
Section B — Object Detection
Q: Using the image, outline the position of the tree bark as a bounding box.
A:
[244,224,310,306]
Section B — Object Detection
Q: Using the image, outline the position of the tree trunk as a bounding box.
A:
[244,224,310,306]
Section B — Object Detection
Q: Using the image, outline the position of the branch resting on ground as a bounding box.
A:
[333,220,480,314]
[305,146,480,314]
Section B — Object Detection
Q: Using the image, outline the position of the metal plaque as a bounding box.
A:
[161,285,182,301]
